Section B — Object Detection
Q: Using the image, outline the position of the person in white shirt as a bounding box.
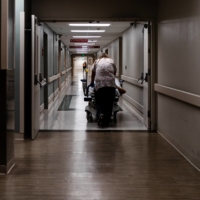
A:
[90,53,117,126]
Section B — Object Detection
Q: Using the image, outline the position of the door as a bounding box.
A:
[31,15,40,139]
[143,23,151,129]
[43,32,48,109]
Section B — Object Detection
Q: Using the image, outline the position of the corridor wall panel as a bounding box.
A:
[32,0,156,20]
[122,25,144,112]
[53,33,58,91]
[14,0,24,133]
[42,24,54,98]
[61,43,66,84]
[123,82,143,108]
[40,26,44,105]
[157,0,200,166]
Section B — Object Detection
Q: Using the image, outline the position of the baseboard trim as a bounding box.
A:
[158,129,200,171]
[14,133,24,140]
[123,94,143,113]
[61,81,65,91]
[122,99,144,121]
[0,157,15,174]
[48,93,54,104]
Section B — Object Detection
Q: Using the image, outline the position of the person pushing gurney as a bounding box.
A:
[89,53,125,127]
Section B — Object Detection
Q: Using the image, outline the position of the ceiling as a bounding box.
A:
[46,22,132,54]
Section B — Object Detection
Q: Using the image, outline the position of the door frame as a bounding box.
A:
[35,19,157,132]
[70,19,156,131]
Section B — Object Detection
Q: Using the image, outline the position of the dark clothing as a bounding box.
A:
[83,66,86,74]
[95,87,115,125]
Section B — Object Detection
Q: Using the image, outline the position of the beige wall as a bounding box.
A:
[122,25,144,111]
[157,0,200,167]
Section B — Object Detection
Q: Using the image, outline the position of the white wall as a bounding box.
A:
[122,25,144,112]
[157,0,200,167]
[97,25,144,113]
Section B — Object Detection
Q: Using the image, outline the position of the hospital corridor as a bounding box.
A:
[1,0,200,199]
[40,69,146,131]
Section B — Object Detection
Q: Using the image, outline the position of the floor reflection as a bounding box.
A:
[40,71,147,131]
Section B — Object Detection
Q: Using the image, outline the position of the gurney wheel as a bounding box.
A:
[86,112,93,122]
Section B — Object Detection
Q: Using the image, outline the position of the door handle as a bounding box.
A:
[34,74,47,87]
[138,73,144,84]
[119,80,124,87]
[143,73,148,82]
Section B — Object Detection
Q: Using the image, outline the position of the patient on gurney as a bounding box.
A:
[88,79,125,97]
[87,78,126,126]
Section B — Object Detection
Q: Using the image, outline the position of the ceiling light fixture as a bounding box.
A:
[69,24,110,27]
[88,40,97,42]
[73,36,101,38]
[74,43,95,45]
[71,30,105,33]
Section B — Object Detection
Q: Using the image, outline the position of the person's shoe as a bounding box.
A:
[98,114,104,126]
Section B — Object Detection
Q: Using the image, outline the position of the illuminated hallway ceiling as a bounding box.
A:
[46,22,132,54]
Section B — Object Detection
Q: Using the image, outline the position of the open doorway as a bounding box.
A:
[39,21,154,131]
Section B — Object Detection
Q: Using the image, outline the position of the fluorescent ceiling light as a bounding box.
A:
[69,24,110,27]
[73,36,101,38]
[74,43,95,45]
[76,53,88,54]
[71,30,105,33]
[76,49,89,51]
[88,40,97,42]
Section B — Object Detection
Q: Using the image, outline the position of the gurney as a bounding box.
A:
[80,78,124,123]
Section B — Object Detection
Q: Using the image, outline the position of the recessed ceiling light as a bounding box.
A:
[73,36,101,38]
[69,24,110,27]
[74,43,95,45]
[71,30,105,33]
[88,40,97,42]
[76,48,89,50]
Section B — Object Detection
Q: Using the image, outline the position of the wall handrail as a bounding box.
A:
[121,75,143,88]
[67,67,72,72]
[62,70,67,75]
[48,73,60,83]
[154,84,200,108]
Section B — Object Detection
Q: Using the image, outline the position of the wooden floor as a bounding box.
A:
[0,131,200,200]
